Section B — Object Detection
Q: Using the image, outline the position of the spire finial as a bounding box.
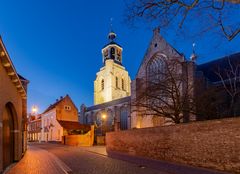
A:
[190,42,197,62]
[108,18,116,41]
[110,17,113,32]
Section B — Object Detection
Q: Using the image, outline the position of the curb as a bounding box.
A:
[47,150,73,174]
[107,150,230,174]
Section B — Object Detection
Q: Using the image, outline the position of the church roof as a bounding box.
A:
[102,41,122,49]
[86,96,130,112]
[197,52,240,83]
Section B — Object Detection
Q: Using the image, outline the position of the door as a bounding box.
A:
[2,106,14,169]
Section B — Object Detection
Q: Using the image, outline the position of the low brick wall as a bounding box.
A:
[62,126,94,146]
[106,118,240,173]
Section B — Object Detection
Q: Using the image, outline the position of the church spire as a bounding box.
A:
[108,18,116,41]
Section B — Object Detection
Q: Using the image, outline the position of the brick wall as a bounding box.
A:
[106,118,240,173]
[62,126,94,146]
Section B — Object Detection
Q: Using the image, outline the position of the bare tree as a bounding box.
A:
[125,0,240,41]
[215,58,240,116]
[132,58,195,124]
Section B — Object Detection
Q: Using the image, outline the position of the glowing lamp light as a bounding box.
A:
[102,114,106,120]
[32,105,38,114]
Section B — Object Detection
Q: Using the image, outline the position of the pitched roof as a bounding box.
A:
[42,95,66,114]
[57,120,91,131]
[136,28,183,78]
[197,52,240,83]
[86,96,130,112]
[102,41,122,49]
[0,37,28,99]
[18,73,29,82]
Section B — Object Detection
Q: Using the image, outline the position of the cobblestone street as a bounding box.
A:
[5,143,166,174]
[5,143,229,174]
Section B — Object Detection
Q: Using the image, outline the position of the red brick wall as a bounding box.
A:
[106,118,240,173]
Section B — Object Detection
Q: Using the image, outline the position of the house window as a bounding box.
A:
[101,79,104,90]
[116,77,119,88]
[64,105,71,111]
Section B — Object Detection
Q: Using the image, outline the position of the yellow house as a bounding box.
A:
[41,95,78,142]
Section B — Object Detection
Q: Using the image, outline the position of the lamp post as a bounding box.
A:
[32,105,38,115]
[101,113,106,136]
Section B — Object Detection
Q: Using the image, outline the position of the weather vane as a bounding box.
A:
[192,43,196,54]
[110,17,113,32]
[190,42,197,61]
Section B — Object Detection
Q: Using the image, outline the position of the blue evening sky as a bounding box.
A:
[0,0,239,113]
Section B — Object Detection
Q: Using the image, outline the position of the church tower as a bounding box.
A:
[94,30,131,105]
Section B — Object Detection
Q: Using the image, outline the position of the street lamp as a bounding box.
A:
[102,114,106,120]
[32,105,38,115]
[101,113,106,136]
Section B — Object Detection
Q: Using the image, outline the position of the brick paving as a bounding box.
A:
[5,145,71,174]
[5,143,229,174]
[32,143,166,174]
[78,145,107,156]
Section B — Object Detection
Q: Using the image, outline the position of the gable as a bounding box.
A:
[55,95,78,121]
[136,28,184,79]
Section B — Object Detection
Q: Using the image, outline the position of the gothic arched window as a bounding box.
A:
[146,55,166,107]
[101,79,104,90]
[147,56,165,82]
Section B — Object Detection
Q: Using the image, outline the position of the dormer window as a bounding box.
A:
[64,105,71,111]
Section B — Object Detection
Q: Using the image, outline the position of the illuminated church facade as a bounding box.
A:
[80,27,196,132]
[80,27,238,131]
[80,31,131,133]
[94,31,131,105]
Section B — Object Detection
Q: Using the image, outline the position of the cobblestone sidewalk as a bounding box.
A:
[4,146,72,174]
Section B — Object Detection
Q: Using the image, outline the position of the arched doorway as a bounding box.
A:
[2,103,16,169]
